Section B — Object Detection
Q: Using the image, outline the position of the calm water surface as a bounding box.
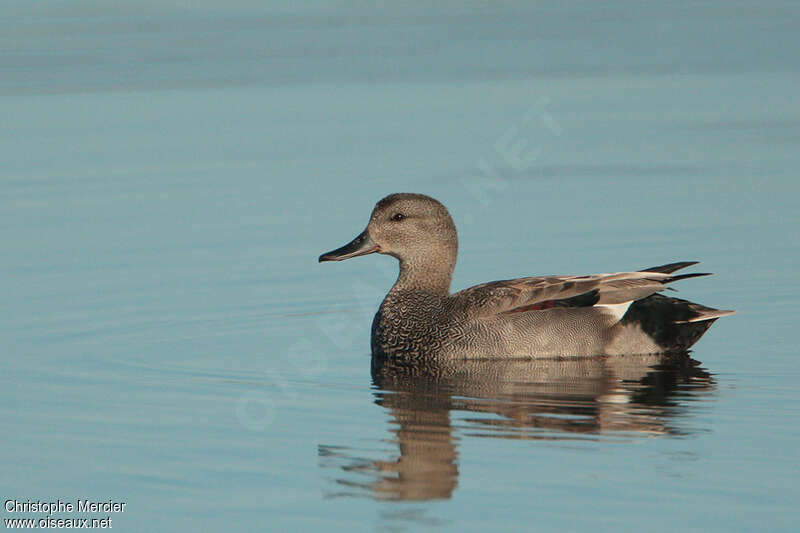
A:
[2,2,799,531]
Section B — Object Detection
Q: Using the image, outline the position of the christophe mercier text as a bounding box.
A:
[5,499,126,528]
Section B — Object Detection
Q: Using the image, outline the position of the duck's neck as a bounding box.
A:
[391,255,454,296]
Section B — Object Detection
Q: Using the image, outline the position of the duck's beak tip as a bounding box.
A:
[318,230,378,263]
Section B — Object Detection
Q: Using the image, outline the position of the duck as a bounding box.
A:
[319,193,734,360]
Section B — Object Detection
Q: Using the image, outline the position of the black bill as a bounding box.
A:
[318,230,379,262]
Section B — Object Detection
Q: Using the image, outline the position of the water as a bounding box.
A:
[2,2,799,531]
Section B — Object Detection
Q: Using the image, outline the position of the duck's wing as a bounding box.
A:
[452,262,710,320]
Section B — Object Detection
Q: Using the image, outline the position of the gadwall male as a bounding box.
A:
[319,193,734,360]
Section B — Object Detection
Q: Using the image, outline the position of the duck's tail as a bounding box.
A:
[621,293,735,352]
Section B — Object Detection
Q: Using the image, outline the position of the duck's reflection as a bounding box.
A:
[320,354,713,501]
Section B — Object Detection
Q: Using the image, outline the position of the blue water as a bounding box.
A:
[2,2,799,531]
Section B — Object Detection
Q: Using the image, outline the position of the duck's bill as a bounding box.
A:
[318,230,380,262]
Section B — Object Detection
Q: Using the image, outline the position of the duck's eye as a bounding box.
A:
[390,213,405,222]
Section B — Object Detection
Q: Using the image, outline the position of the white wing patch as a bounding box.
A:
[596,301,633,322]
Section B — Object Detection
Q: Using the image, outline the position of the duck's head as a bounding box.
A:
[318,193,458,271]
